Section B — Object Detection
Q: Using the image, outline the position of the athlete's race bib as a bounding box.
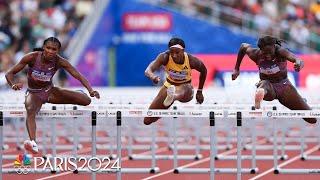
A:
[259,65,280,75]
[31,70,52,82]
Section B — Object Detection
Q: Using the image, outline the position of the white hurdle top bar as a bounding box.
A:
[0,109,320,118]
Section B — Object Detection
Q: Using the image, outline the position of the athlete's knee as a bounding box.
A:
[26,111,37,119]
[86,96,92,105]
[144,117,158,125]
[25,105,38,115]
[304,118,317,124]
[79,94,91,106]
[144,117,152,125]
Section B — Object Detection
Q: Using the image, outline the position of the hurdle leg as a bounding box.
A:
[116,111,122,180]
[109,118,115,159]
[91,111,97,180]
[194,120,201,160]
[250,116,257,173]
[51,106,57,173]
[127,119,133,158]
[150,121,156,173]
[280,124,286,160]
[300,122,306,160]
[236,112,242,180]
[272,107,279,174]
[14,118,21,150]
[72,106,79,158]
[226,115,232,150]
[210,112,215,180]
[173,106,178,171]
[40,117,47,156]
[318,124,320,149]
[1,111,3,180]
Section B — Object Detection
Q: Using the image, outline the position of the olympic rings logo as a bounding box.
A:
[14,165,31,175]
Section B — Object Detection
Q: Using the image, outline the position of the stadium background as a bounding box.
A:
[1,0,320,91]
[1,1,320,180]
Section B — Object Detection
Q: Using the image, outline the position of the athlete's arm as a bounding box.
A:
[278,48,304,72]
[189,55,207,104]
[232,43,257,80]
[189,55,207,91]
[5,52,35,90]
[144,52,167,84]
[58,57,100,98]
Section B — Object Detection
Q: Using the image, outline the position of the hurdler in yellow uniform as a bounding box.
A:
[144,37,207,125]
[164,52,192,88]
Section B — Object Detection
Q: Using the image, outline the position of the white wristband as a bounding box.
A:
[197,89,202,91]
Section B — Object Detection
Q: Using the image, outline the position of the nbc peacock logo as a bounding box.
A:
[14,154,32,174]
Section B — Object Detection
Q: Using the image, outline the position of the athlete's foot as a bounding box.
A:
[24,140,39,154]
[163,85,176,107]
[255,88,265,109]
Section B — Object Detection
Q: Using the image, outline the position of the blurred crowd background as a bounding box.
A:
[159,0,320,51]
[1,0,320,89]
[0,0,93,89]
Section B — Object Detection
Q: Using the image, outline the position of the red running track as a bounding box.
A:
[3,140,320,180]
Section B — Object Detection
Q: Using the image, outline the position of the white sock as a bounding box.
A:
[31,140,37,146]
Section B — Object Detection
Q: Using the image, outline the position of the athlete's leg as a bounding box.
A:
[255,80,276,109]
[175,83,194,103]
[144,86,170,125]
[48,87,91,105]
[163,83,194,106]
[24,92,43,154]
[25,92,43,141]
[278,85,317,124]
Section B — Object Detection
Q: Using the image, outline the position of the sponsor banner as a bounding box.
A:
[122,13,172,32]
[120,12,172,44]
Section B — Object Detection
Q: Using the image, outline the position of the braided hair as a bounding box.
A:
[33,37,61,51]
[257,35,285,49]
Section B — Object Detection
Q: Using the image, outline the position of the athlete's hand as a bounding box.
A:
[11,83,23,91]
[294,59,304,72]
[89,90,100,99]
[196,90,204,104]
[151,76,161,84]
[231,69,240,80]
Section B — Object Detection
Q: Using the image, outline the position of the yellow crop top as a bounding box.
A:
[165,52,191,84]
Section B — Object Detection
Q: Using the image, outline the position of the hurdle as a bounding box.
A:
[0,110,94,175]
[2,101,320,179]
[301,123,320,161]
[217,107,288,161]
[175,111,258,180]
[62,109,161,179]
[0,111,3,180]
[130,106,203,161]
[266,110,320,174]
[0,109,164,178]
[73,104,158,153]
[0,105,81,154]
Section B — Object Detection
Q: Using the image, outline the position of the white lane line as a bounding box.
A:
[249,145,319,180]
[142,139,267,180]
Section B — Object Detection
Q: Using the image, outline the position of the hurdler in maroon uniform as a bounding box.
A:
[232,35,316,124]
[26,48,58,103]
[5,37,100,154]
